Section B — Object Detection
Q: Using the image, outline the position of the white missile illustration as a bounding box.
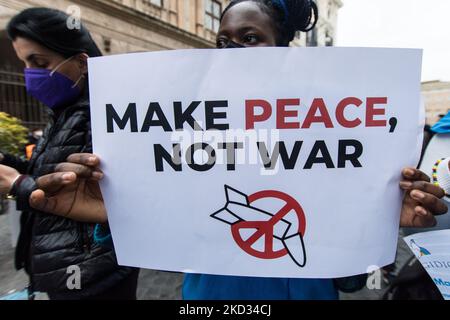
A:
[211,185,306,267]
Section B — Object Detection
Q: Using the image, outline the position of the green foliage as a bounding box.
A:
[0,112,28,157]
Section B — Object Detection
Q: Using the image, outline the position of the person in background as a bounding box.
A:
[24,128,43,160]
[0,8,138,300]
[403,112,450,236]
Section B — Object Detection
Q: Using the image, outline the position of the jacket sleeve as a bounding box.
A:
[83,113,93,153]
[0,152,35,211]
[0,152,29,174]
[11,175,38,211]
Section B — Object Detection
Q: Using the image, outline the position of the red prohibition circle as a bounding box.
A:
[231,190,306,260]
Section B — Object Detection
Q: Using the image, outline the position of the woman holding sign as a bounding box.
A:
[25,0,448,300]
[0,8,138,299]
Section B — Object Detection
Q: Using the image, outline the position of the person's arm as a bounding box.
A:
[8,174,37,211]
[0,161,37,211]
[0,152,29,174]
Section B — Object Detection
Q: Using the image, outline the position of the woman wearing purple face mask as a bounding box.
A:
[23,54,85,110]
[0,7,139,300]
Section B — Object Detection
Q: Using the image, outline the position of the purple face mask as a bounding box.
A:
[24,57,83,109]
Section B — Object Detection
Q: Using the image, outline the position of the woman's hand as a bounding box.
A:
[399,167,448,228]
[29,153,108,223]
[0,164,20,195]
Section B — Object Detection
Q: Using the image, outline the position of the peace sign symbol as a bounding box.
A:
[231,190,306,260]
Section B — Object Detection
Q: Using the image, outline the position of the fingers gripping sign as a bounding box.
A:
[29,153,107,223]
[399,167,448,228]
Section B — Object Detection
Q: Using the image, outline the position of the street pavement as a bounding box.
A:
[0,207,411,300]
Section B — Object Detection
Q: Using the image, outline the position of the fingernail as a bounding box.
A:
[62,173,74,180]
[411,190,425,199]
[404,168,414,176]
[88,157,96,164]
[416,207,427,216]
[92,172,103,179]
[399,181,412,188]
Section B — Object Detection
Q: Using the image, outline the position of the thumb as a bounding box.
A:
[29,189,49,211]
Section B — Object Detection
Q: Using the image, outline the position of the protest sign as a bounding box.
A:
[404,230,450,300]
[89,47,423,278]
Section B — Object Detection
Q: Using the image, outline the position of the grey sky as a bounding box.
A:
[336,0,450,82]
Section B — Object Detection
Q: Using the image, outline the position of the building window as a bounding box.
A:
[103,37,111,54]
[149,0,163,7]
[205,0,221,33]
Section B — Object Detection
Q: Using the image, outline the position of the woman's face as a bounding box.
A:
[216,1,278,48]
[12,36,87,89]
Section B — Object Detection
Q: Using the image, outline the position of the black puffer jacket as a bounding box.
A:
[2,92,135,298]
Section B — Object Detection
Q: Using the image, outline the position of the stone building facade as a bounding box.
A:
[0,0,342,127]
[422,81,450,125]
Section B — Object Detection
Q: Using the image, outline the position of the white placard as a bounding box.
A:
[89,47,423,278]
